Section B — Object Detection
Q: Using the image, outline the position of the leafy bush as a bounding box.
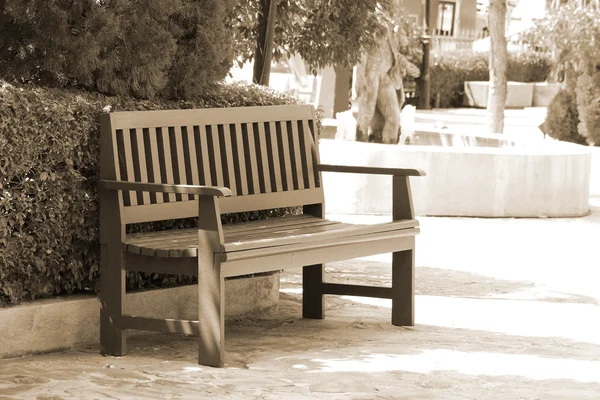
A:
[523,4,600,146]
[430,51,488,108]
[231,0,405,71]
[0,82,305,306]
[523,3,600,88]
[507,51,553,83]
[575,72,600,145]
[0,0,235,100]
[542,89,587,145]
[430,51,552,108]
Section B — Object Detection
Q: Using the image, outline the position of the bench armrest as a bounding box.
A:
[317,164,426,177]
[99,180,232,197]
[317,164,422,220]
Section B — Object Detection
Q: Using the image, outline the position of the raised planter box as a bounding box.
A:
[533,82,561,107]
[320,137,591,218]
[0,273,279,359]
[464,81,534,108]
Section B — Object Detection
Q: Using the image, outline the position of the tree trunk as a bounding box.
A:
[253,0,278,86]
[487,0,508,134]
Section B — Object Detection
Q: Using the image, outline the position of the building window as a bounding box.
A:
[436,1,456,36]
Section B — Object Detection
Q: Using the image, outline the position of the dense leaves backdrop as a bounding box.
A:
[525,3,600,145]
[231,0,416,72]
[0,0,235,99]
[0,83,304,306]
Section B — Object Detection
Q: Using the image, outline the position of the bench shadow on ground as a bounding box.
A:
[281,260,598,305]
[2,261,598,399]
[115,261,600,368]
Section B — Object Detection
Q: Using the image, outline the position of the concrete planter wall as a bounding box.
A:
[590,147,600,197]
[464,81,560,108]
[533,83,561,107]
[320,138,591,218]
[464,81,534,108]
[0,273,279,359]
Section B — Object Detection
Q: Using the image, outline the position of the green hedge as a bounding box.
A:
[430,51,552,108]
[0,82,307,306]
[0,0,235,100]
[542,89,587,145]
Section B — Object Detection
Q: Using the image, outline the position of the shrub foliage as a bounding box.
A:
[0,83,303,306]
[430,51,552,108]
[543,89,587,145]
[523,3,600,145]
[0,0,235,100]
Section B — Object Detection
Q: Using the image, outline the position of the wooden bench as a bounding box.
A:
[98,105,425,367]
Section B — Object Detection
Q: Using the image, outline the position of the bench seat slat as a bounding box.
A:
[123,215,337,256]
[225,220,343,241]
[221,232,417,278]
[136,220,348,255]
[124,214,314,244]
[220,214,313,232]
[222,222,419,256]
[225,219,340,240]
[123,217,418,258]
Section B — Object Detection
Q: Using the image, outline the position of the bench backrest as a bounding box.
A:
[100,105,323,224]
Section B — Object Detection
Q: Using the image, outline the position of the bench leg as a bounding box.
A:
[392,249,415,326]
[100,244,126,356]
[303,264,324,319]
[198,256,225,367]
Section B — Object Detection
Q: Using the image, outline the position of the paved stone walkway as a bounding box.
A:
[1,211,599,399]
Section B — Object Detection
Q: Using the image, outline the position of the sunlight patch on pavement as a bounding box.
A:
[281,288,303,295]
[183,366,202,372]
[339,295,600,345]
[311,350,600,382]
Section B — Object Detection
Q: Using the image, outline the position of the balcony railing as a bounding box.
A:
[430,29,488,55]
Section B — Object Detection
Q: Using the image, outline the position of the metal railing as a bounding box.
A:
[430,30,488,55]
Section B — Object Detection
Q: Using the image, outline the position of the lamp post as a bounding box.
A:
[419,0,432,109]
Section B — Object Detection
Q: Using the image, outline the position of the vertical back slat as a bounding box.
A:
[234,123,249,195]
[268,121,283,192]
[279,121,294,191]
[222,124,237,195]
[122,129,137,206]
[187,126,200,187]
[302,120,317,189]
[210,124,225,187]
[160,127,177,203]
[290,120,305,190]
[199,125,212,186]
[245,123,260,195]
[148,128,164,204]
[173,126,190,201]
[257,123,271,193]
[134,129,151,205]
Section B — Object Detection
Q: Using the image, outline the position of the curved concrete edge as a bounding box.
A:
[320,139,591,218]
[590,148,600,198]
[0,272,279,359]
[463,81,560,108]
[464,81,534,108]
